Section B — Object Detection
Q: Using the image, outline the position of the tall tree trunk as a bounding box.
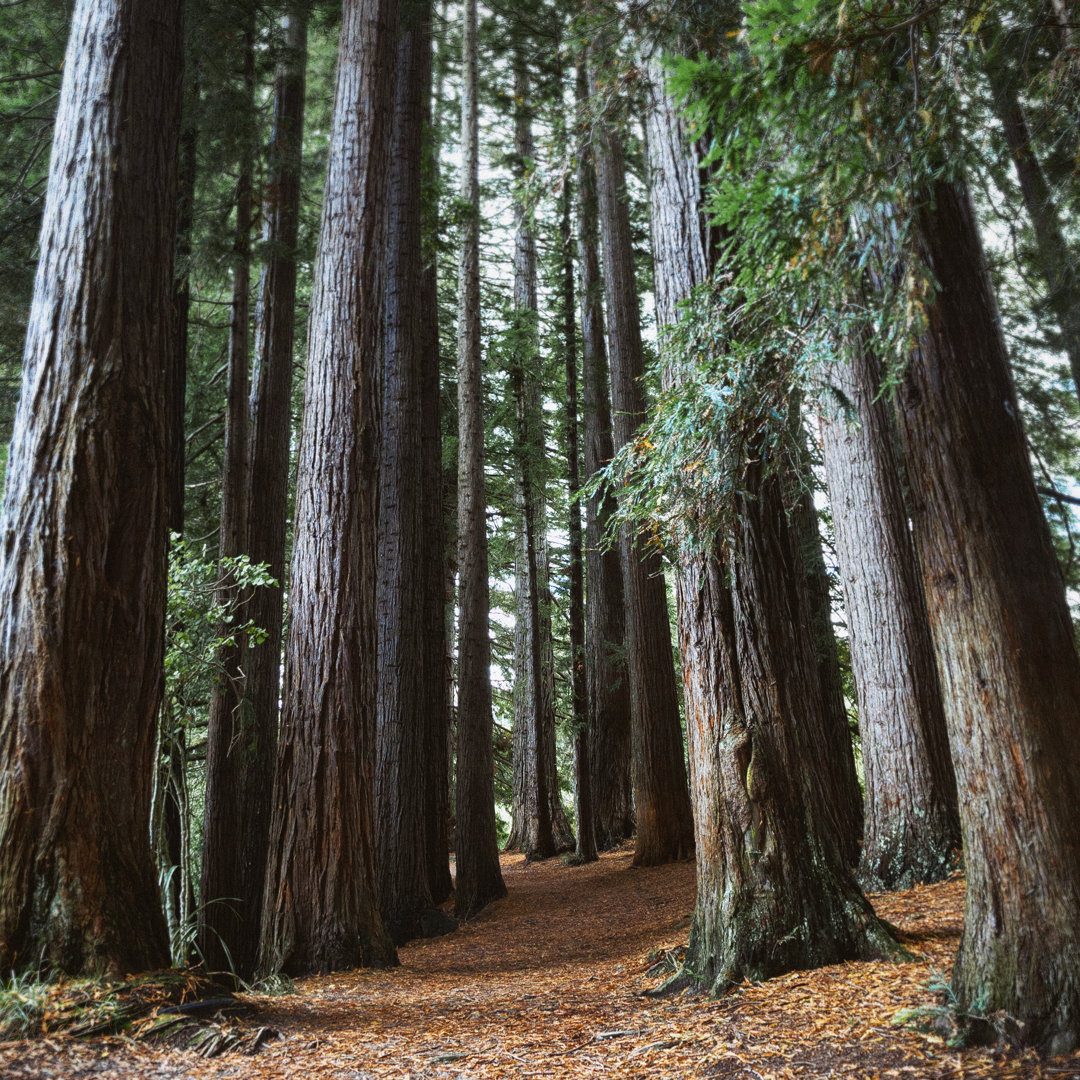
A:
[0,0,182,975]
[591,76,694,867]
[420,51,453,907]
[454,0,507,919]
[984,44,1080,403]
[892,178,1080,1052]
[203,8,308,980]
[647,70,899,990]
[576,66,633,850]
[791,479,863,864]
[819,342,959,891]
[259,0,398,976]
[561,124,596,865]
[201,16,259,979]
[161,55,200,943]
[376,0,437,946]
[507,59,558,861]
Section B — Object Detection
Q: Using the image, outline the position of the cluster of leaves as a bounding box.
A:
[596,0,1080,578]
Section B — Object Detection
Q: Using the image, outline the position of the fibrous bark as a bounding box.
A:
[790,479,863,865]
[576,65,633,850]
[0,0,182,975]
[201,15,260,980]
[259,0,398,976]
[506,59,568,861]
[376,0,437,945]
[454,0,507,919]
[819,341,959,891]
[592,74,694,866]
[894,179,1080,1052]
[560,99,597,864]
[419,45,453,907]
[647,68,899,990]
[231,7,308,974]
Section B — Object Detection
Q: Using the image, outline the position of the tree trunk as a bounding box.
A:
[259,0,398,976]
[161,57,200,942]
[984,49,1080,404]
[819,341,959,891]
[790,479,863,865]
[454,0,507,919]
[591,78,694,867]
[576,65,633,850]
[561,120,597,864]
[647,72,899,989]
[420,62,453,907]
[506,59,559,862]
[893,178,1080,1052]
[376,0,437,946]
[201,16,260,981]
[677,488,902,990]
[0,0,182,975]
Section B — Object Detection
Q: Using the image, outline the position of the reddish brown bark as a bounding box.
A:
[592,77,693,866]
[0,0,182,975]
[453,0,506,918]
[894,179,1080,1051]
[201,15,259,980]
[259,0,398,976]
[576,65,633,850]
[376,0,437,945]
[820,342,959,891]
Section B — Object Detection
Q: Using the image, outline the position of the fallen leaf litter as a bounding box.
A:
[2,845,1078,1078]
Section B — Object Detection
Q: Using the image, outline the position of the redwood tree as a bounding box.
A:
[576,65,633,849]
[376,0,438,944]
[259,0,398,976]
[819,341,959,891]
[230,5,309,974]
[894,178,1080,1051]
[647,67,900,989]
[591,73,694,866]
[454,0,507,919]
[0,0,183,974]
[200,9,260,979]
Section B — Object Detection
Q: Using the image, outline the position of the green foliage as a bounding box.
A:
[591,0,1080,587]
[164,536,275,720]
[0,970,50,1039]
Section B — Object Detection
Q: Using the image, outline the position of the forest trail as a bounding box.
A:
[4,848,1079,1079]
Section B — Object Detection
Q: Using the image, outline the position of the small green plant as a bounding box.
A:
[0,970,51,1039]
[892,969,1021,1048]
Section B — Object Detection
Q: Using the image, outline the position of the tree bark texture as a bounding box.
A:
[227,7,309,977]
[677,495,902,991]
[577,65,633,850]
[819,343,959,891]
[420,67,453,907]
[259,0,398,976]
[376,0,437,945]
[562,134,597,864]
[984,49,1080,405]
[0,0,182,974]
[647,73,899,989]
[454,0,507,918]
[168,59,198,538]
[592,84,694,867]
[894,179,1080,1052]
[201,17,260,980]
[790,481,863,865]
[506,60,563,861]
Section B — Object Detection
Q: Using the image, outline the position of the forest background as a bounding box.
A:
[0,0,1079,1059]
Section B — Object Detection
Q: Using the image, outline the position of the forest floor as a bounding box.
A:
[3,846,1080,1079]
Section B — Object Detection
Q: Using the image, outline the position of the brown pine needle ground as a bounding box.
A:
[3,846,1079,1078]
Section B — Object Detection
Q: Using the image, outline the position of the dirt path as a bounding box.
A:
[3,848,1078,1078]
